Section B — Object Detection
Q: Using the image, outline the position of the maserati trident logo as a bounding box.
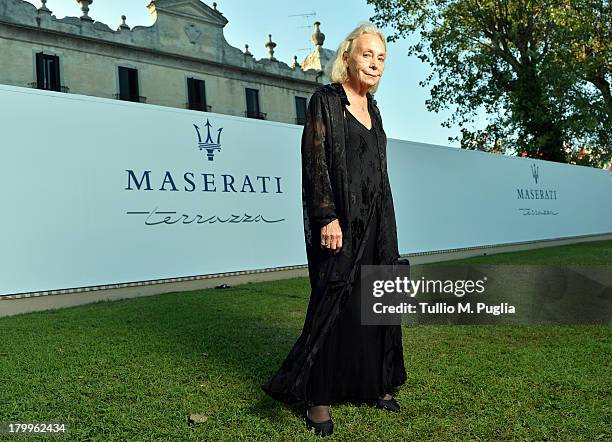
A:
[193,118,223,161]
[531,163,539,184]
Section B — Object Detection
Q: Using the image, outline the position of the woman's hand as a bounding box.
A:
[321,219,342,253]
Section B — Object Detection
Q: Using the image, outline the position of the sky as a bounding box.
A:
[25,0,470,147]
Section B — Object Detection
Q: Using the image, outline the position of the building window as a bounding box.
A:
[32,52,68,92]
[115,66,145,102]
[245,88,266,119]
[295,96,307,125]
[187,78,210,111]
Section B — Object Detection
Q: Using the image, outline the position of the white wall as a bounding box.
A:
[1,85,611,296]
[389,138,612,253]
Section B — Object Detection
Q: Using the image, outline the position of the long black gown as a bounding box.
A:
[306,108,389,406]
[261,83,406,406]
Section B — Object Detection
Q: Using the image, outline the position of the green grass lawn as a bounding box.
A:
[439,239,612,265]
[0,240,610,441]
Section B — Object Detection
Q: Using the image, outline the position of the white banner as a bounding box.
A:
[1,85,611,296]
[390,139,612,253]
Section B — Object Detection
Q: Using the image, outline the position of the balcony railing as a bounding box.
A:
[114,93,147,103]
[28,82,69,93]
[244,110,267,120]
[295,117,307,125]
[186,102,212,112]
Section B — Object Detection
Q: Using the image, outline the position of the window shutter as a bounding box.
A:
[35,52,44,89]
[53,55,61,91]
[131,69,139,97]
[118,67,127,98]
[187,78,195,107]
[246,88,259,114]
[295,97,307,122]
[198,80,206,107]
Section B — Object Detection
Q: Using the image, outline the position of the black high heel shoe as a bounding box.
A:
[375,395,401,412]
[305,407,334,437]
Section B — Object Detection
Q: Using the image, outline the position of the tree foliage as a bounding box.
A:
[368,0,611,167]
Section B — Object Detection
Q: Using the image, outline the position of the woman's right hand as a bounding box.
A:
[321,219,342,253]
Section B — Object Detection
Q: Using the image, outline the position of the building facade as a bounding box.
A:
[0,0,337,124]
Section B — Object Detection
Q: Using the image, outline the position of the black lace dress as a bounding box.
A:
[306,108,388,406]
[261,83,406,407]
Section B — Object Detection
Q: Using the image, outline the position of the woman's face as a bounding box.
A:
[343,33,386,89]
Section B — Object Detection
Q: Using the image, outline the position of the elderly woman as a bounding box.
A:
[261,22,406,437]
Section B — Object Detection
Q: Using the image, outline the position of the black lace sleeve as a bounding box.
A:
[301,91,338,229]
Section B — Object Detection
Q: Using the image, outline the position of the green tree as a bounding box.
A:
[553,0,611,167]
[368,0,611,167]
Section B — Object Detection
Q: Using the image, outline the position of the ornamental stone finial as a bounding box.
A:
[118,14,130,31]
[39,0,51,13]
[265,34,277,61]
[211,2,223,15]
[291,55,300,69]
[311,21,325,48]
[244,44,253,57]
[76,0,93,22]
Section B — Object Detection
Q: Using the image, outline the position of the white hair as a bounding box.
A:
[325,21,387,94]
